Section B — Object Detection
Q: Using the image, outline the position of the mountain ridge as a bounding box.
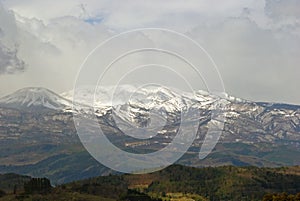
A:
[0,87,72,110]
[0,86,299,183]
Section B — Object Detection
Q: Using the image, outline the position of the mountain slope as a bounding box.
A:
[0,86,299,184]
[0,87,72,110]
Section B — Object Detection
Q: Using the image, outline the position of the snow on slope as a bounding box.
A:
[0,87,72,110]
[0,85,239,117]
[60,85,221,109]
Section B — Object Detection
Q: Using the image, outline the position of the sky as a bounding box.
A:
[0,0,299,104]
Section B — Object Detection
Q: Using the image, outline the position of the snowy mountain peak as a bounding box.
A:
[0,87,72,110]
[61,85,224,108]
[0,85,241,113]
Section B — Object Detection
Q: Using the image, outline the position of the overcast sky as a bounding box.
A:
[0,0,299,104]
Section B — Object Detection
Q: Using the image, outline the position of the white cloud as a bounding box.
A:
[2,0,261,31]
[265,0,300,19]
[0,43,25,74]
[188,16,300,104]
[0,0,299,105]
[0,4,25,74]
[0,1,112,95]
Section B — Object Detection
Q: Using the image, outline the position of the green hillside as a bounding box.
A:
[0,165,299,201]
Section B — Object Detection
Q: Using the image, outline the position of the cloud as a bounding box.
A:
[187,8,300,104]
[0,43,25,74]
[0,0,299,105]
[2,0,261,31]
[0,2,112,95]
[0,3,25,74]
[265,0,300,19]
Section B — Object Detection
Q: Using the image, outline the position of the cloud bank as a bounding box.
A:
[0,0,299,104]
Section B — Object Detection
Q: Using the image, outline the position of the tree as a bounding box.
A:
[24,178,52,194]
[0,189,6,197]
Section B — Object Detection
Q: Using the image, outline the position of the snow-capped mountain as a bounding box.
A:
[59,85,300,144]
[61,85,220,113]
[0,86,300,181]
[0,86,299,146]
[0,87,72,110]
[1,86,299,144]
[61,85,211,107]
[61,85,220,128]
[61,85,245,112]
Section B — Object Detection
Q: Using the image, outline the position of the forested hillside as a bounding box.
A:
[0,165,299,201]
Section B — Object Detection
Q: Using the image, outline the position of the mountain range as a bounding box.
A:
[0,86,299,183]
